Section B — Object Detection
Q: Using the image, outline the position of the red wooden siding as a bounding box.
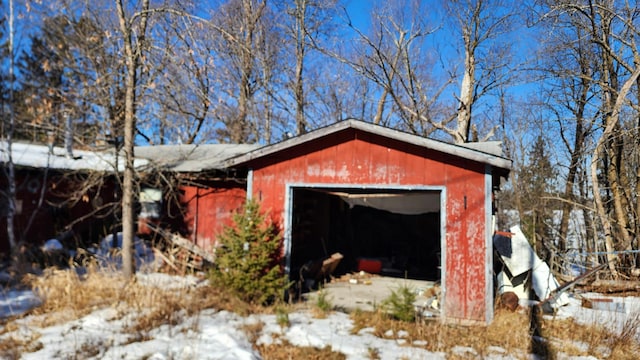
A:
[247,128,491,323]
[442,163,487,322]
[180,183,247,251]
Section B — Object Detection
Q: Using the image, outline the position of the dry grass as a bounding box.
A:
[256,340,346,360]
[24,266,126,326]
[21,264,253,333]
[0,332,43,360]
[242,321,265,345]
[350,306,640,359]
[243,315,346,360]
[8,267,640,359]
[542,311,640,360]
[3,264,262,357]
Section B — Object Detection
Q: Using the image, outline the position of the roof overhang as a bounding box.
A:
[222,120,512,172]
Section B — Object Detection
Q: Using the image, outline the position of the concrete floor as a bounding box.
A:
[303,274,440,316]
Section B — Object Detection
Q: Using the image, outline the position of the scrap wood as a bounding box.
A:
[153,247,181,273]
[581,296,626,313]
[551,263,607,295]
[494,230,515,237]
[169,233,215,264]
[581,297,612,308]
[142,223,215,265]
[586,279,640,294]
[539,262,607,308]
[300,252,344,282]
[335,271,377,283]
[320,252,343,278]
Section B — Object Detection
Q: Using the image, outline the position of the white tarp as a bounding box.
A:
[496,271,529,300]
[496,225,569,307]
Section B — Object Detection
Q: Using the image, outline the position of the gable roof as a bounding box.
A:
[222,119,512,171]
[134,144,260,172]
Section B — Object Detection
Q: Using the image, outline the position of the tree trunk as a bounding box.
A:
[605,128,633,251]
[558,119,585,252]
[590,65,640,279]
[294,0,306,136]
[6,0,17,253]
[373,33,404,126]
[455,37,474,144]
[116,0,150,278]
[635,105,640,267]
[373,88,389,125]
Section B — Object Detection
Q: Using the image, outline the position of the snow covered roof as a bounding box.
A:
[0,141,258,173]
[0,141,148,172]
[134,144,260,172]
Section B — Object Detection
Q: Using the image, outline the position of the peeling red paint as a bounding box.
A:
[247,129,491,322]
[179,184,246,252]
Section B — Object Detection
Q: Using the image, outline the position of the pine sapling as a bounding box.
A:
[209,199,287,306]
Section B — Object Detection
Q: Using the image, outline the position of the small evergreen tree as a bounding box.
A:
[382,285,417,322]
[518,135,558,260]
[209,199,287,306]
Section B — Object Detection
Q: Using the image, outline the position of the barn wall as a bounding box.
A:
[247,129,491,323]
[0,169,116,256]
[179,182,247,251]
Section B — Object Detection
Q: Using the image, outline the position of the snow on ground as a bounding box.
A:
[0,288,41,320]
[0,272,638,360]
[555,292,640,340]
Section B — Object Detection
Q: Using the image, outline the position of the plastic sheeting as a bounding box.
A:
[334,192,441,215]
[494,225,569,308]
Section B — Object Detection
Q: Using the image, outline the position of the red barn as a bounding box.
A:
[216,120,511,324]
[115,120,511,324]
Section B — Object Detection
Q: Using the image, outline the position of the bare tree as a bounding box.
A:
[3,0,17,252]
[275,0,338,136]
[21,0,197,277]
[534,6,599,254]
[585,2,640,278]
[114,0,153,277]
[339,0,518,143]
[343,1,443,134]
[207,0,267,143]
[144,18,217,145]
[442,0,517,143]
[536,1,640,277]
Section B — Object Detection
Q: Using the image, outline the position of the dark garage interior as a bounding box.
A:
[289,187,442,290]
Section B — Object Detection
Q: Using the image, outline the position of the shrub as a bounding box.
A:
[275,305,291,328]
[208,199,288,306]
[311,287,333,318]
[382,284,416,322]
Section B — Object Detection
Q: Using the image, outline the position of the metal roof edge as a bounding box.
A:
[348,121,512,170]
[221,120,355,167]
[222,119,512,170]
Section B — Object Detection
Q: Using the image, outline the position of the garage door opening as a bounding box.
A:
[287,186,443,292]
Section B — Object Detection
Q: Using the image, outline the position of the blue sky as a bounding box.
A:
[344,0,373,29]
